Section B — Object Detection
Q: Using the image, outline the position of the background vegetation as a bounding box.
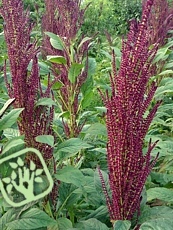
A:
[0,0,173,230]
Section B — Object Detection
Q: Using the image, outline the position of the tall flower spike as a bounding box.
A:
[143,0,173,47]
[100,0,162,223]
[42,0,92,138]
[0,0,54,164]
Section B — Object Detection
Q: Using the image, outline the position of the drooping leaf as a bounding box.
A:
[0,208,16,230]
[55,166,85,187]
[35,135,54,147]
[147,187,173,202]
[68,63,83,83]
[48,218,73,230]
[113,220,131,230]
[0,98,15,118]
[55,138,91,158]
[47,55,67,64]
[0,108,24,131]
[6,208,56,229]
[45,32,64,51]
[140,218,173,230]
[76,218,109,230]
[35,98,57,107]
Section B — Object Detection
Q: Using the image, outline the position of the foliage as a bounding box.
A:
[0,0,173,230]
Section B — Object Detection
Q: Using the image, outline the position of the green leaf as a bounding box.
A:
[85,205,108,220]
[6,208,56,229]
[68,63,83,83]
[55,138,92,160]
[0,98,15,118]
[0,108,24,131]
[83,123,107,136]
[36,98,57,107]
[140,218,173,230]
[47,55,67,64]
[45,32,64,51]
[138,206,173,224]
[48,218,73,230]
[2,138,25,156]
[35,135,54,147]
[76,218,109,230]
[0,208,16,230]
[88,57,97,77]
[147,187,173,202]
[55,166,85,187]
[158,70,173,76]
[113,220,131,230]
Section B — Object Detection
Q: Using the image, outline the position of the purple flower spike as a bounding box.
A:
[99,0,164,222]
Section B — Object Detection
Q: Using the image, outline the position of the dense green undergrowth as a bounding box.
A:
[0,0,172,229]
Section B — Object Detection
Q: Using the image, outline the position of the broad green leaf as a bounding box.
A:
[83,123,107,136]
[0,108,24,131]
[140,218,173,230]
[87,57,97,77]
[3,128,21,139]
[68,63,83,83]
[138,206,173,224]
[47,55,67,64]
[76,218,109,230]
[158,70,173,76]
[50,218,73,230]
[85,205,108,220]
[147,187,173,202]
[113,220,131,230]
[0,208,16,230]
[6,208,56,229]
[55,138,91,155]
[55,165,85,187]
[38,61,50,75]
[2,138,25,156]
[35,135,54,147]
[0,98,15,118]
[150,172,173,185]
[36,98,57,107]
[45,32,64,51]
